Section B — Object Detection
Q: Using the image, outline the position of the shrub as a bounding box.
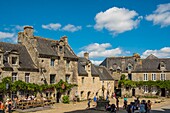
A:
[62,95,70,104]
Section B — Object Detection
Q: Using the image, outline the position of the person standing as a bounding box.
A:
[86,98,91,109]
[0,101,4,113]
[139,100,146,113]
[123,95,128,109]
[116,97,119,111]
[147,100,151,113]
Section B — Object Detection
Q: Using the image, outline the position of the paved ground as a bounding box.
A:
[13,97,170,113]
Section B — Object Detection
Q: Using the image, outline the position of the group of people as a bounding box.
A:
[0,99,13,113]
[125,97,152,113]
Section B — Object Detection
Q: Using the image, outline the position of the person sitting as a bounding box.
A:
[105,103,111,111]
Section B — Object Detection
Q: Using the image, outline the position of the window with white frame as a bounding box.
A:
[144,73,148,81]
[160,73,166,81]
[25,73,30,83]
[144,85,148,93]
[12,73,17,82]
[152,73,156,81]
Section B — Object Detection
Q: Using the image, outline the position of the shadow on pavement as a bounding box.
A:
[151,108,170,113]
[64,108,106,113]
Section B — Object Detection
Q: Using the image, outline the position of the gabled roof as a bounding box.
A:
[100,54,170,72]
[95,66,114,81]
[146,54,158,59]
[36,37,77,59]
[0,42,37,70]
[36,37,58,57]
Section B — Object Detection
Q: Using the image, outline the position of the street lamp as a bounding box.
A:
[102,81,104,99]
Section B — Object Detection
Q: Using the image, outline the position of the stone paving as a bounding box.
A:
[13,97,170,113]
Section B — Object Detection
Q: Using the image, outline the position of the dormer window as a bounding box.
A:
[127,63,132,70]
[160,62,166,70]
[12,57,17,65]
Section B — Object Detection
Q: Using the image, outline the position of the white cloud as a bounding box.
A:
[62,24,82,32]
[78,43,122,58]
[42,23,61,30]
[141,47,170,58]
[94,7,142,35]
[0,32,14,39]
[91,60,103,65]
[146,3,170,27]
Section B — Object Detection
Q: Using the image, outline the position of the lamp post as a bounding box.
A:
[102,81,104,99]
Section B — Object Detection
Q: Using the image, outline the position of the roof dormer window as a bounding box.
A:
[160,61,166,70]
[12,57,17,65]
[127,63,132,70]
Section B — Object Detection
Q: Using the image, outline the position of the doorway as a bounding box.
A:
[161,88,166,97]
[132,88,135,96]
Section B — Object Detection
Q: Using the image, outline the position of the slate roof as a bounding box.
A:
[36,37,58,57]
[0,42,37,70]
[36,37,77,59]
[100,54,170,72]
[78,57,114,80]
[95,66,114,81]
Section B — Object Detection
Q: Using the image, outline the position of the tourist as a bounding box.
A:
[147,100,151,113]
[116,97,119,111]
[123,95,128,109]
[139,100,146,113]
[93,96,97,106]
[135,97,140,110]
[86,98,91,109]
[0,101,4,113]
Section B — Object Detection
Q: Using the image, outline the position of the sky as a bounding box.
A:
[0,0,170,65]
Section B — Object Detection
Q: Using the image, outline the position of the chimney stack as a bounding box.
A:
[24,26,34,37]
[84,52,89,59]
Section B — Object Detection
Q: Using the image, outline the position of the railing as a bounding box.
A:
[16,100,55,110]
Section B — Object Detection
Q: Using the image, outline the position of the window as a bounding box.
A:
[144,73,148,81]
[12,73,17,82]
[59,46,63,52]
[93,77,95,83]
[82,77,84,84]
[25,73,30,83]
[50,59,55,66]
[65,74,70,83]
[152,73,156,81]
[66,60,70,68]
[12,57,17,65]
[50,74,56,84]
[144,85,148,93]
[152,86,157,93]
[160,73,166,81]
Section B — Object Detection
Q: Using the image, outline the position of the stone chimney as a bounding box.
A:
[84,52,89,59]
[24,26,34,37]
[61,36,68,45]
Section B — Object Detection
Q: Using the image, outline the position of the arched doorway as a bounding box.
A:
[87,91,91,99]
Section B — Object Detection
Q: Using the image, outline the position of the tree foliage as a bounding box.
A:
[0,77,77,94]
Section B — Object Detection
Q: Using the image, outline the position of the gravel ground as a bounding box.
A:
[13,97,170,113]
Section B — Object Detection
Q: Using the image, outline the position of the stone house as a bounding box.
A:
[77,53,114,100]
[100,53,170,97]
[0,26,115,101]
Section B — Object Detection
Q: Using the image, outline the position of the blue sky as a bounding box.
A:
[0,0,170,65]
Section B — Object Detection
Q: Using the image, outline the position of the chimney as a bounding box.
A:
[61,36,68,45]
[84,52,89,59]
[24,26,34,37]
